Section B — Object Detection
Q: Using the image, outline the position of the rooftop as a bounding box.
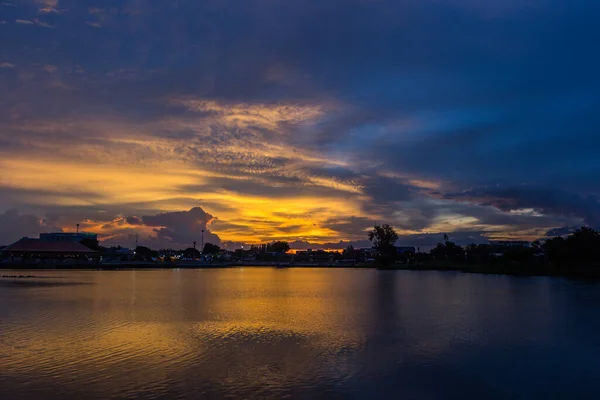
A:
[4,238,96,254]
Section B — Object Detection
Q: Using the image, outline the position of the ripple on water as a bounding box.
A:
[2,269,600,399]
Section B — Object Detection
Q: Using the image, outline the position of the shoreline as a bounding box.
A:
[2,262,600,280]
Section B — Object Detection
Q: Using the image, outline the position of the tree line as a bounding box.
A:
[368,224,600,269]
[77,238,291,262]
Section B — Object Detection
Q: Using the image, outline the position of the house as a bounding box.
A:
[3,238,96,264]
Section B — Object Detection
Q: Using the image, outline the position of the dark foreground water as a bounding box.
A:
[1,268,600,399]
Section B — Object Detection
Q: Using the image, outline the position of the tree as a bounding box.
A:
[267,241,290,253]
[368,225,399,252]
[544,227,600,268]
[203,243,220,255]
[430,241,465,263]
[342,245,357,260]
[183,247,201,259]
[368,224,399,265]
[134,245,153,261]
[500,247,536,266]
[465,243,494,264]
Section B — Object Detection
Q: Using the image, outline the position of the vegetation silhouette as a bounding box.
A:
[4,225,600,278]
[544,227,600,268]
[134,245,156,261]
[267,241,290,254]
[431,241,465,264]
[368,224,399,266]
[407,227,600,276]
[183,247,201,259]
[202,243,220,255]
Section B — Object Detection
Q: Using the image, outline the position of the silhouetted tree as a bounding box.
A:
[342,245,357,260]
[134,245,153,261]
[544,227,600,267]
[368,224,399,265]
[430,241,465,263]
[183,247,201,259]
[368,225,399,251]
[500,247,537,266]
[465,243,495,264]
[203,243,220,255]
[267,241,290,253]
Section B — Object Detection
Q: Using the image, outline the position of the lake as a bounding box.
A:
[1,268,600,399]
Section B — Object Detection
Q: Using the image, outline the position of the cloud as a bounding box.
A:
[0,209,62,245]
[444,186,600,227]
[545,226,579,237]
[320,216,384,239]
[59,207,220,249]
[0,62,15,68]
[34,19,54,28]
[42,65,57,73]
[14,18,53,28]
[36,0,59,13]
[86,21,101,28]
[126,216,143,225]
[0,0,599,245]
[141,207,220,248]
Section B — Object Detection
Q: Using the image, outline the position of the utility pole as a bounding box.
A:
[201,229,205,252]
[76,223,80,234]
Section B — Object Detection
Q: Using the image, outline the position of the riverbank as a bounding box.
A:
[2,261,600,279]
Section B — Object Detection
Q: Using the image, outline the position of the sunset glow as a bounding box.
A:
[1,0,599,249]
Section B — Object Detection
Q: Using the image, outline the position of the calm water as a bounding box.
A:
[1,268,600,399]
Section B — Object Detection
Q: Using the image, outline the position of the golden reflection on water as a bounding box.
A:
[0,269,374,397]
[0,268,576,399]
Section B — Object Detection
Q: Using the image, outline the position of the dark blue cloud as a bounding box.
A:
[1,0,599,242]
[444,185,600,227]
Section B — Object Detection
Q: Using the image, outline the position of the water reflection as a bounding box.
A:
[1,269,600,399]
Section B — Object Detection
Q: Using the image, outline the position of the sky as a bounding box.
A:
[1,0,600,250]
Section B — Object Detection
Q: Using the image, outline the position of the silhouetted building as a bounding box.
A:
[395,246,416,254]
[489,240,530,248]
[40,232,98,242]
[3,238,96,262]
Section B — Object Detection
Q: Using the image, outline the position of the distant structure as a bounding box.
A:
[2,238,96,262]
[489,240,530,248]
[40,232,98,242]
[395,246,416,254]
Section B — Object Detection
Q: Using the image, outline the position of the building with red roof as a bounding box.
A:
[1,238,96,265]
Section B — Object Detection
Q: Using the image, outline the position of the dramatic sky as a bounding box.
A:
[1,0,599,249]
